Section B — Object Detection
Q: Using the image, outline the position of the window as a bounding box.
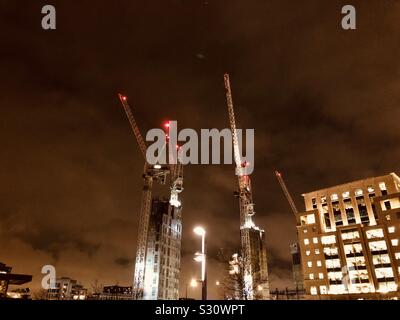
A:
[342,191,350,199]
[331,194,339,201]
[303,229,308,233]
[369,241,387,252]
[384,201,392,211]
[304,239,310,245]
[307,261,313,268]
[379,182,387,195]
[313,237,319,244]
[320,286,327,294]
[309,273,314,280]
[395,253,400,260]
[312,198,317,209]
[324,213,332,229]
[388,226,395,233]
[342,230,360,240]
[367,186,375,193]
[321,235,336,245]
[366,229,384,239]
[319,273,324,279]
[315,249,320,255]
[306,250,311,256]
[321,196,327,204]
[372,254,390,265]
[317,260,322,267]
[326,259,341,269]
[355,189,363,197]
[310,286,318,295]
[392,239,399,246]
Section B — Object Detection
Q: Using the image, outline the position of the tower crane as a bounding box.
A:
[224,74,265,300]
[275,171,298,215]
[118,94,169,299]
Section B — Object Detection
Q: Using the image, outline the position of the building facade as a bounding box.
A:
[297,173,400,298]
[47,277,87,300]
[0,262,32,299]
[290,242,305,291]
[143,197,182,300]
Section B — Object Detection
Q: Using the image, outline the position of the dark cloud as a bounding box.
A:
[1,0,400,298]
[114,257,132,268]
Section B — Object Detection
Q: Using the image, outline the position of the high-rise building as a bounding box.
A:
[242,226,270,300]
[143,197,182,300]
[290,242,305,291]
[297,173,400,298]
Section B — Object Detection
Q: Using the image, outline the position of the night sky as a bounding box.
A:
[1,1,400,299]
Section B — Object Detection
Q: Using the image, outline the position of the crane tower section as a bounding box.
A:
[223,74,270,300]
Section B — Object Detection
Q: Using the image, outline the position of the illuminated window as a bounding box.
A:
[367,186,375,193]
[304,239,310,245]
[319,273,324,279]
[331,194,339,201]
[324,247,338,256]
[369,241,387,252]
[342,231,360,240]
[310,286,317,295]
[326,259,341,269]
[355,189,363,197]
[388,226,395,233]
[366,229,384,239]
[375,268,394,279]
[313,237,318,244]
[303,229,308,233]
[321,196,327,204]
[307,261,313,268]
[315,249,320,255]
[320,286,327,294]
[301,214,316,225]
[372,254,390,265]
[342,191,350,199]
[317,260,322,267]
[321,235,336,245]
[395,253,400,260]
[309,273,314,280]
[379,182,387,195]
[306,250,311,256]
[392,239,399,246]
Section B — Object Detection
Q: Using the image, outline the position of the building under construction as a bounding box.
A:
[117,95,184,300]
[143,197,182,300]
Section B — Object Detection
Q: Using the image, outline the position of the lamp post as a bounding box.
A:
[193,226,207,300]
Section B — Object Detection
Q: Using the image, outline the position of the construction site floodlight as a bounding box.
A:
[190,279,198,288]
[194,252,204,262]
[193,226,206,236]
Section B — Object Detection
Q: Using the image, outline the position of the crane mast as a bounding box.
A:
[275,170,298,215]
[118,94,169,299]
[224,74,258,299]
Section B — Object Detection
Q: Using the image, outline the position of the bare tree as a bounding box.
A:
[216,249,245,300]
[32,288,48,300]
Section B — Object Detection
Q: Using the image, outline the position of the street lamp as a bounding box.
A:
[193,226,207,300]
[185,278,198,299]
